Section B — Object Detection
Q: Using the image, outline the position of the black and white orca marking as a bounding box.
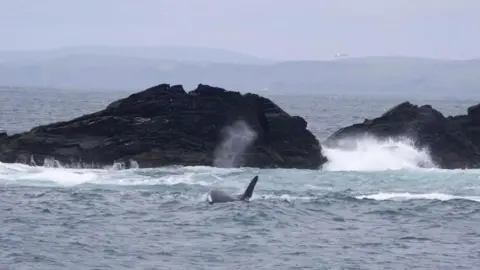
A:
[206,176,258,204]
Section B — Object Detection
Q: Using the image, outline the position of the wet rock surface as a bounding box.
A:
[0,84,326,169]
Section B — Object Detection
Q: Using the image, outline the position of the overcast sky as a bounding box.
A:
[0,0,479,60]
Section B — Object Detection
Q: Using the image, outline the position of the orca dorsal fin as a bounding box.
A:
[239,176,258,201]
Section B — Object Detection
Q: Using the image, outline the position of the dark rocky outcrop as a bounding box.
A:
[0,83,326,169]
[324,101,480,169]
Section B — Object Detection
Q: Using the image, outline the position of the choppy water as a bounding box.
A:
[1,87,479,269]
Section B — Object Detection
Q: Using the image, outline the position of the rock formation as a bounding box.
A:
[324,101,480,169]
[0,84,326,169]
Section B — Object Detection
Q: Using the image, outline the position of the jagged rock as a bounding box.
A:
[324,101,480,169]
[0,83,326,169]
[467,103,480,123]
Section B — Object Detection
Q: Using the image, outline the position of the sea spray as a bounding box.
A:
[20,155,140,170]
[322,135,437,171]
[43,157,63,168]
[213,120,257,167]
[107,159,140,170]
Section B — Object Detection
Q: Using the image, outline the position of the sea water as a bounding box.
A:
[0,88,479,269]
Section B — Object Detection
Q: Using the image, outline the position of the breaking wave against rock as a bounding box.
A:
[322,136,437,171]
[25,156,140,170]
[0,158,142,186]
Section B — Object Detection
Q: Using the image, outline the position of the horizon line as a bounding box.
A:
[1,45,479,62]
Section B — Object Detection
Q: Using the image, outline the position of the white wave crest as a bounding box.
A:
[356,192,480,202]
[0,160,244,187]
[0,158,146,186]
[253,194,316,202]
[322,136,436,171]
[0,162,99,186]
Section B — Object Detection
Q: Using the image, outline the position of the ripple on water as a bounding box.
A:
[1,167,480,269]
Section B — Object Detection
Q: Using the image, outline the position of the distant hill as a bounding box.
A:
[1,48,479,97]
[0,45,273,65]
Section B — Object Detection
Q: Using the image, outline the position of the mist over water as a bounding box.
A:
[213,120,257,168]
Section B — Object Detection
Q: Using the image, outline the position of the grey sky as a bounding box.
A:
[1,0,479,60]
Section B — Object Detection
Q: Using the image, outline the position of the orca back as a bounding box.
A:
[207,190,237,204]
[206,175,259,204]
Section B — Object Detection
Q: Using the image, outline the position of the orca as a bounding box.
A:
[206,176,258,204]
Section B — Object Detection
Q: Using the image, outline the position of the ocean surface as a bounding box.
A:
[1,87,479,269]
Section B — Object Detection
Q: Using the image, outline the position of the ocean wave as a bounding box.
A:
[0,161,247,187]
[322,136,436,171]
[356,192,480,202]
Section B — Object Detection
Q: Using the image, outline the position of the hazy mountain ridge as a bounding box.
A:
[0,45,273,65]
[1,47,479,96]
